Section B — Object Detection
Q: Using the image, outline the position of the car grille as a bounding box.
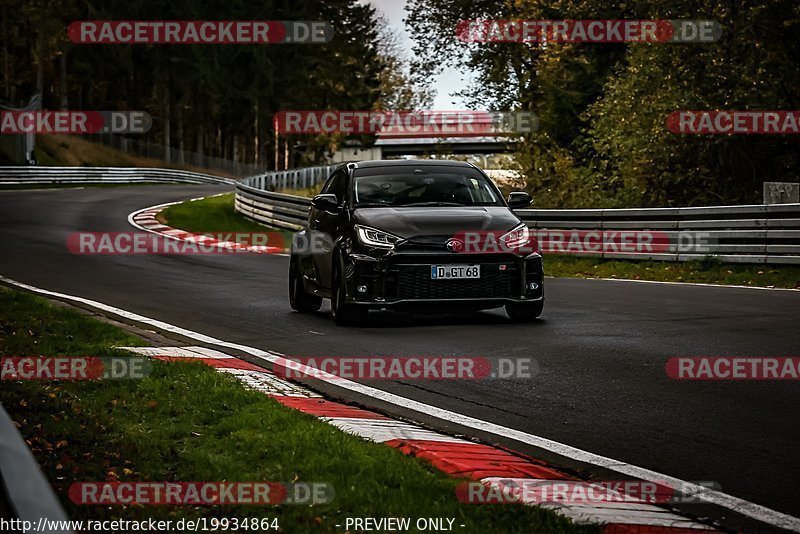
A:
[387,263,518,300]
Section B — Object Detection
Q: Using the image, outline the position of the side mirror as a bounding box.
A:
[507,191,532,209]
[311,193,339,212]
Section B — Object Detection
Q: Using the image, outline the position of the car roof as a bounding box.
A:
[348,159,474,170]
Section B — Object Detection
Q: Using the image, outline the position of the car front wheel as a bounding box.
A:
[289,256,322,312]
[330,260,367,325]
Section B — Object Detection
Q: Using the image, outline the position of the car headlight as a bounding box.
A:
[500,223,538,252]
[355,225,402,249]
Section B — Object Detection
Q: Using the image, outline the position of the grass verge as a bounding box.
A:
[544,254,800,289]
[157,193,271,234]
[0,286,592,533]
[160,193,799,289]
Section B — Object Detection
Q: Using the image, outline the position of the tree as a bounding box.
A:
[407,0,800,207]
[4,0,395,170]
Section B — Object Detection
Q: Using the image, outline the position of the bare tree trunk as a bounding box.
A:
[196,123,204,158]
[224,131,232,161]
[162,84,171,163]
[176,102,184,165]
[58,53,67,110]
[274,133,279,171]
[35,39,44,100]
[3,4,9,100]
[254,101,260,166]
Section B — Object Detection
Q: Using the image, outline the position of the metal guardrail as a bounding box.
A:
[0,166,236,186]
[235,183,312,231]
[235,165,800,264]
[0,404,73,533]
[235,165,341,231]
[517,204,800,264]
[241,164,340,192]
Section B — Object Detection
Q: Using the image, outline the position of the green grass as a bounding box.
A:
[158,193,273,234]
[544,254,800,289]
[0,286,592,533]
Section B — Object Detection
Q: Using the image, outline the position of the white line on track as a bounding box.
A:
[129,200,291,257]
[1,275,798,532]
[126,202,182,237]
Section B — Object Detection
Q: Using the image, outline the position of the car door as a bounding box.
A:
[311,169,348,290]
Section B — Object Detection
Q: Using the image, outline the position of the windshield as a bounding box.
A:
[353,166,502,207]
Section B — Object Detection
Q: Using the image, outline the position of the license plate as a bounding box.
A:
[430,265,480,279]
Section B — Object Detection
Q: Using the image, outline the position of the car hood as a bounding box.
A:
[353,206,521,240]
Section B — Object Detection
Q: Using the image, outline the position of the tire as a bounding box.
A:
[330,260,367,326]
[505,300,543,322]
[289,256,322,312]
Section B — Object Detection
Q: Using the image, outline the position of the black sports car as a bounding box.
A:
[288,160,544,325]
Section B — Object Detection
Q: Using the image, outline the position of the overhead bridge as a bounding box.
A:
[375,136,521,156]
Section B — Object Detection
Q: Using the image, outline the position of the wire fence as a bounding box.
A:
[91,133,269,177]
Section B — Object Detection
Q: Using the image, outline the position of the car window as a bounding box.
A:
[321,170,348,203]
[353,166,501,207]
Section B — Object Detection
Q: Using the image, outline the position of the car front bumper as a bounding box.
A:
[340,249,544,310]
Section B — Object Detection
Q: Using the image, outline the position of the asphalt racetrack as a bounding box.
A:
[1,185,798,523]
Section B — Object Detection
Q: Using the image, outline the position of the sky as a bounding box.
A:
[364,0,475,110]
